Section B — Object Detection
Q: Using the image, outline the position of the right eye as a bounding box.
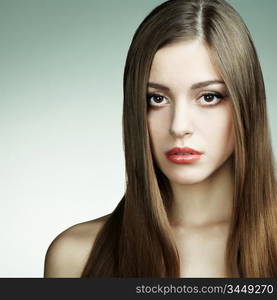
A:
[146,93,169,107]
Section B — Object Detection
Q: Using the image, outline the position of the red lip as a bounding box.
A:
[165,146,203,164]
[166,147,202,155]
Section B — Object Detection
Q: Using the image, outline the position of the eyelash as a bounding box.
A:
[146,92,225,108]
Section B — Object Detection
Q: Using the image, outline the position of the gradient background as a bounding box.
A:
[0,0,276,277]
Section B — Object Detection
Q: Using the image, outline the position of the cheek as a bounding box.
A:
[201,106,234,156]
[147,121,160,154]
[147,112,168,158]
[147,111,168,141]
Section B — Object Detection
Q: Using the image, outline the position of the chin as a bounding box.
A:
[161,168,211,186]
[168,176,208,186]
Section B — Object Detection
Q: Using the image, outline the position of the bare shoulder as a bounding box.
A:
[43,213,111,278]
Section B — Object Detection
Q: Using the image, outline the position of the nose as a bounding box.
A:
[169,101,194,138]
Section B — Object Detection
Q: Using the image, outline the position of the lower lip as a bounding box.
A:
[166,154,202,164]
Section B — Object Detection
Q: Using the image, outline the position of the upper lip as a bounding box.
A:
[166,147,202,155]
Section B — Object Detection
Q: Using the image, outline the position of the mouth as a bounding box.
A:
[165,146,202,164]
[172,152,194,155]
[166,146,202,156]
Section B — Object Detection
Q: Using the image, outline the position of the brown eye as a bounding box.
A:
[146,93,169,107]
[198,92,224,106]
[204,94,216,102]
[152,95,164,103]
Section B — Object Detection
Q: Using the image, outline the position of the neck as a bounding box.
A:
[168,158,234,229]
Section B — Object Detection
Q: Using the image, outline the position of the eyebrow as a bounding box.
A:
[147,80,225,91]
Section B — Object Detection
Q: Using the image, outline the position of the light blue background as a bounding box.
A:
[0,0,276,277]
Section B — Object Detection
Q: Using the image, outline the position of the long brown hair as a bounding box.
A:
[82,0,277,277]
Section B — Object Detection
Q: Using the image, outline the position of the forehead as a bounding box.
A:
[149,40,222,89]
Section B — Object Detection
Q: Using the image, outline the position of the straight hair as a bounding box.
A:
[82,0,277,277]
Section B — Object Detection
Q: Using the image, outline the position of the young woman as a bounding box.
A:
[44,0,277,278]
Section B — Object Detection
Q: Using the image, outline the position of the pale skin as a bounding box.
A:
[44,39,236,278]
[147,39,235,277]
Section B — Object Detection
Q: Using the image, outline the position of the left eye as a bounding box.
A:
[198,93,224,106]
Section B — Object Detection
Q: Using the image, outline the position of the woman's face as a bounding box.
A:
[147,40,235,185]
